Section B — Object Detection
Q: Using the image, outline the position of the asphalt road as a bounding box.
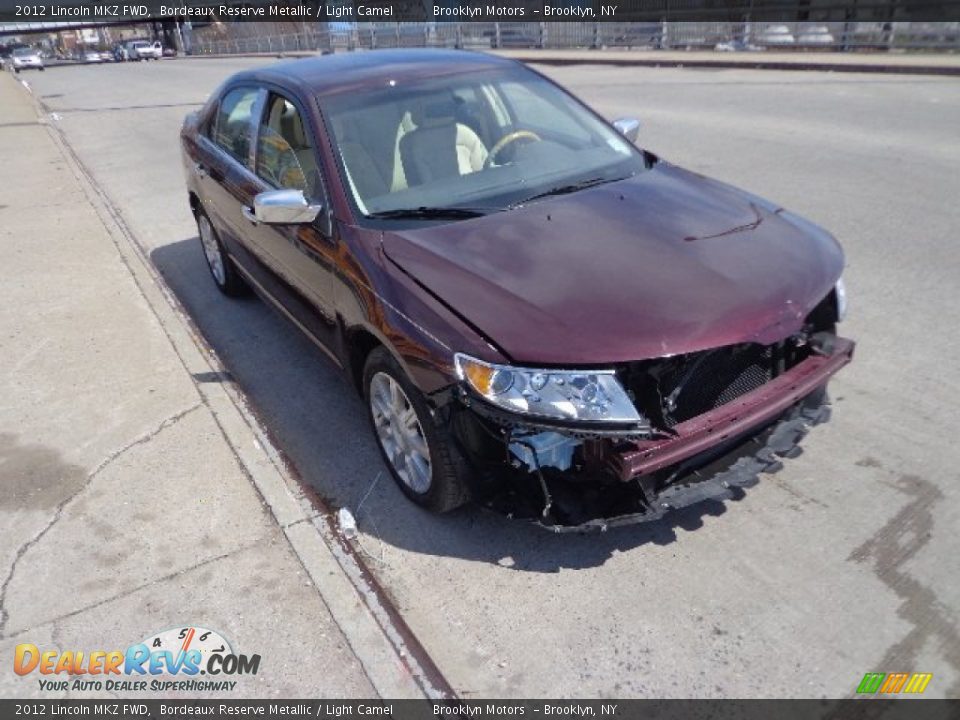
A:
[16,57,960,698]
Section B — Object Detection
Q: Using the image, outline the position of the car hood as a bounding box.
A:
[382,163,844,365]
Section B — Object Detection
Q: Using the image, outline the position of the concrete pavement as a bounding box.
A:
[0,72,438,700]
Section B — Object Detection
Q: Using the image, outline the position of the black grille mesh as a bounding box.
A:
[661,344,773,427]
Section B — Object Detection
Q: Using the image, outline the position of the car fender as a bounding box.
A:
[333,222,507,399]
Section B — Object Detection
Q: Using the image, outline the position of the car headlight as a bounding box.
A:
[454,353,645,425]
[835,277,847,322]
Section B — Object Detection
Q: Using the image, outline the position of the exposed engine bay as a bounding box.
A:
[446,295,853,530]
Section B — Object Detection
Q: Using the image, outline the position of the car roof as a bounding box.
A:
[227,48,520,98]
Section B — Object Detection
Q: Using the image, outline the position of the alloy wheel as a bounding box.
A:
[369,372,432,494]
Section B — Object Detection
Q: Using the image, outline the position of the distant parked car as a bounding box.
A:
[128,40,163,61]
[162,46,177,58]
[9,47,45,73]
[715,39,755,52]
[797,25,835,46]
[758,25,796,46]
[83,50,106,63]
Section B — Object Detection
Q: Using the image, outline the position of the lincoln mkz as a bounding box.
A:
[181,50,854,525]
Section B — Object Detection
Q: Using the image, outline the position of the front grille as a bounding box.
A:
[627,343,783,429]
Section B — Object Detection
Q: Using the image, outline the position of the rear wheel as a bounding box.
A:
[363,347,472,513]
[196,210,247,296]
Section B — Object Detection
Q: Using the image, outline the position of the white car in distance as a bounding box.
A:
[127,40,163,61]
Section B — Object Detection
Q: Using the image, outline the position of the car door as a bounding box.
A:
[242,88,340,360]
[193,85,273,286]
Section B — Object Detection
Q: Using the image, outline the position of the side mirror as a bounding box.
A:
[250,189,322,225]
[612,117,641,143]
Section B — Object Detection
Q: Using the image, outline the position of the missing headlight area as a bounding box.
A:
[456,384,835,530]
[625,336,808,430]
[449,296,849,530]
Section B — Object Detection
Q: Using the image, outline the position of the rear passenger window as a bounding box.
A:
[214,87,259,167]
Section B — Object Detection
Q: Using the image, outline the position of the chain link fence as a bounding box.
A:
[188,21,960,55]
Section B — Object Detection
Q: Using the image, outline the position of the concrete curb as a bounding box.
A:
[7,74,453,700]
[176,49,960,77]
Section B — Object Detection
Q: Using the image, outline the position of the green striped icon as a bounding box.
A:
[857,672,932,694]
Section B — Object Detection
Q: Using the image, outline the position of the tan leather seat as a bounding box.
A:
[394,95,487,189]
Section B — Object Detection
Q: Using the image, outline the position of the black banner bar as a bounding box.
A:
[1,700,960,720]
[2,0,960,24]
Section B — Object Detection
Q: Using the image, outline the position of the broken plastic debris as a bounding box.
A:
[337,507,357,539]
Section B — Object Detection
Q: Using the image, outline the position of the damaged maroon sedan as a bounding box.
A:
[181,50,854,528]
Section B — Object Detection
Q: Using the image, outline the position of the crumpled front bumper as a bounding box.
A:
[609,336,855,481]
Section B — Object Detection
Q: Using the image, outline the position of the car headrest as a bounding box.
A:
[410,94,456,129]
[276,102,308,150]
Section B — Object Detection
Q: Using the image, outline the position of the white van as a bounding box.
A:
[128,40,163,61]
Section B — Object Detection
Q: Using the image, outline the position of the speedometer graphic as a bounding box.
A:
[139,626,233,673]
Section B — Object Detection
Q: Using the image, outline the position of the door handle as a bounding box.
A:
[194,162,207,178]
[241,205,258,225]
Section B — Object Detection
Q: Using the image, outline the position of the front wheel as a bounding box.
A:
[363,348,472,513]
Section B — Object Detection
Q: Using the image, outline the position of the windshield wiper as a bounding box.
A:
[366,206,491,220]
[511,176,627,208]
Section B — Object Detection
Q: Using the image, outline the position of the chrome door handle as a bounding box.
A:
[194,162,207,178]
[241,206,258,224]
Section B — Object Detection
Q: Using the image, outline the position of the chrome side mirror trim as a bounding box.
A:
[612,117,641,143]
[253,188,322,225]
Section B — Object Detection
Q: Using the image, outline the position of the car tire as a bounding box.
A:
[363,347,472,513]
[39,67,45,72]
[195,209,247,297]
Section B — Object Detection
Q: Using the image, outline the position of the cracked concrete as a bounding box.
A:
[0,72,400,698]
[850,473,960,696]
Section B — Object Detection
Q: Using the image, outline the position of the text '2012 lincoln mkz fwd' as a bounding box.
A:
[181,49,854,528]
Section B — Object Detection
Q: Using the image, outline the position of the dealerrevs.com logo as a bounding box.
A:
[14,626,260,692]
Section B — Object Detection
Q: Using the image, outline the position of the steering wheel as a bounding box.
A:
[484,130,542,168]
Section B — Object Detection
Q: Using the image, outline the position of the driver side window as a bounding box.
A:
[255,94,318,198]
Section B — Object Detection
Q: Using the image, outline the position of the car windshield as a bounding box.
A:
[320,66,648,220]
[13,48,35,57]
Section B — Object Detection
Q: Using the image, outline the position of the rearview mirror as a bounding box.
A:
[252,189,322,225]
[612,117,641,143]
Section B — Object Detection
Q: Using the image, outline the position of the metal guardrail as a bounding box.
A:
[189,21,960,55]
